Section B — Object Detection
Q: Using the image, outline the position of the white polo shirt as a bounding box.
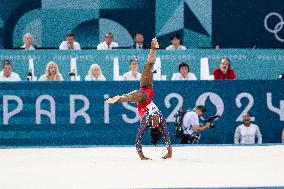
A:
[85,74,106,81]
[21,44,35,50]
[0,71,21,81]
[171,72,197,80]
[59,41,81,50]
[165,45,187,50]
[38,74,64,81]
[122,71,141,81]
[97,41,119,50]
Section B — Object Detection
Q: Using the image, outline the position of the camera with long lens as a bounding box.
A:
[202,115,221,129]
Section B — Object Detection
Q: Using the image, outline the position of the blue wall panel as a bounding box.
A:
[0,81,283,146]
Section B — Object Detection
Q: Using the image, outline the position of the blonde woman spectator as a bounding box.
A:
[38,62,63,81]
[21,33,35,50]
[122,58,141,81]
[85,64,106,81]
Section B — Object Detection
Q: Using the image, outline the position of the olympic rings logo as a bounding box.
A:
[264,12,284,42]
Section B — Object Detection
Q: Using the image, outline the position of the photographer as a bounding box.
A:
[181,105,213,144]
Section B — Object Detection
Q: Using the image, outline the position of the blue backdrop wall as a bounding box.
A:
[0,81,283,146]
[1,0,284,48]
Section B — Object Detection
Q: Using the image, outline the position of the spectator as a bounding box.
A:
[20,33,35,50]
[171,62,197,80]
[132,33,148,49]
[59,33,81,50]
[234,114,262,144]
[213,58,236,80]
[181,105,213,144]
[85,64,106,81]
[282,128,284,144]
[97,32,119,50]
[165,34,187,50]
[0,60,21,81]
[123,58,142,81]
[38,62,63,81]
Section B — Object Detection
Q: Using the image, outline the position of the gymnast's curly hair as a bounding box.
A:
[150,128,162,145]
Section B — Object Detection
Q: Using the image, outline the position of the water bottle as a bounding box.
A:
[69,69,76,81]
[27,69,32,81]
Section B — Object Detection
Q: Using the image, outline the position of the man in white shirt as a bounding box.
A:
[181,105,212,144]
[59,33,81,50]
[123,58,142,81]
[171,62,197,80]
[97,32,119,50]
[21,33,35,50]
[165,34,187,50]
[234,114,262,144]
[0,60,21,81]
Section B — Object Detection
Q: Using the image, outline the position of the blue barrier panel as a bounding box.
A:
[0,49,284,80]
[0,81,283,146]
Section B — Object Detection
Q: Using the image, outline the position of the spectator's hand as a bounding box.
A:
[67,43,74,49]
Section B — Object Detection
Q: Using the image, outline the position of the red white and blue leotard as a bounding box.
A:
[135,88,171,152]
[137,88,155,118]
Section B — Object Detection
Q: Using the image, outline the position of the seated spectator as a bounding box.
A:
[123,58,141,81]
[213,58,236,80]
[234,114,262,144]
[38,62,63,81]
[20,33,35,50]
[97,32,119,50]
[165,34,187,50]
[171,62,197,80]
[85,64,106,81]
[0,60,21,81]
[132,33,148,49]
[59,32,81,50]
[282,128,284,144]
[279,73,284,79]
